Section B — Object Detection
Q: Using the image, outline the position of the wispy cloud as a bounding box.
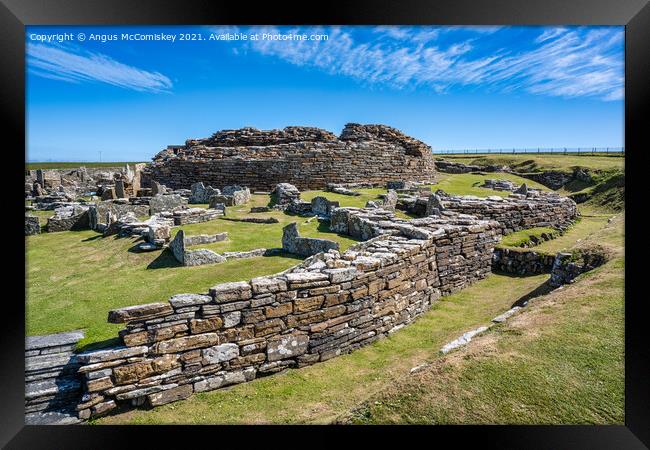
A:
[27,43,172,93]
[241,26,623,101]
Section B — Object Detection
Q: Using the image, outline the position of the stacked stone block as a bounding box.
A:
[25,331,85,424]
[143,124,437,191]
[73,211,501,419]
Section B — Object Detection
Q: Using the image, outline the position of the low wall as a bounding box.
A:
[73,211,501,419]
[25,331,85,424]
[432,191,578,234]
[492,248,556,275]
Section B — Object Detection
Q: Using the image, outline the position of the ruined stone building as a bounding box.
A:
[142,124,437,191]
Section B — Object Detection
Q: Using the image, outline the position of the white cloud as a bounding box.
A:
[242,25,623,101]
[27,43,172,93]
[535,27,568,43]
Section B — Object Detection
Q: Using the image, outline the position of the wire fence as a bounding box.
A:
[431,147,625,155]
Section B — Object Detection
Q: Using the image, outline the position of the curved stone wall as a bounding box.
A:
[143,124,437,191]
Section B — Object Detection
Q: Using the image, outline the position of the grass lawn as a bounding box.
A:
[97,211,622,424]
[26,162,147,170]
[437,153,624,173]
[23,164,624,424]
[431,172,548,197]
[347,213,624,425]
[497,226,557,248]
[25,189,386,349]
[98,271,550,424]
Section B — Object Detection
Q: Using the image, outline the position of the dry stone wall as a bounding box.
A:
[25,331,85,424]
[143,124,437,191]
[428,191,578,234]
[72,209,501,419]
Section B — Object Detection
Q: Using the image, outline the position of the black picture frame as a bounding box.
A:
[2,0,647,447]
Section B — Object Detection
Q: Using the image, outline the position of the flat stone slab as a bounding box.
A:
[440,326,490,354]
[25,378,81,400]
[108,302,173,323]
[25,330,85,351]
[492,306,522,323]
[77,346,148,364]
[25,353,79,372]
[25,410,82,425]
[137,242,161,252]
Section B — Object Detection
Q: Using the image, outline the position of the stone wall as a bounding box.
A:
[25,331,85,424]
[143,124,437,191]
[491,248,556,275]
[72,210,501,419]
[428,191,578,234]
[169,230,228,266]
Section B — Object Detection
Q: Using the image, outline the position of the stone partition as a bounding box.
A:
[142,124,437,191]
[427,191,578,233]
[72,210,501,419]
[25,331,85,424]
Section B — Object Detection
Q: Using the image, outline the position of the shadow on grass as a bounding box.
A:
[81,234,103,242]
[76,337,122,353]
[147,248,183,269]
[316,219,362,243]
[510,280,556,308]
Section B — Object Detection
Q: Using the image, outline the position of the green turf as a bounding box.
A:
[347,258,624,424]
[436,153,624,173]
[25,190,386,348]
[497,226,557,248]
[432,172,548,197]
[98,271,550,424]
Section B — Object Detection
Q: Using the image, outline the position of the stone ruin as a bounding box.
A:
[25,330,86,424]
[24,161,253,237]
[142,124,437,192]
[168,229,280,267]
[481,179,534,194]
[273,183,301,206]
[281,222,339,257]
[169,230,229,266]
[23,186,580,423]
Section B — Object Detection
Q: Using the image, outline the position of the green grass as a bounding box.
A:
[26,170,624,424]
[432,172,548,197]
[26,162,147,170]
[437,153,624,173]
[346,212,624,425]
[347,258,624,424]
[98,271,549,424]
[498,226,557,248]
[25,190,386,348]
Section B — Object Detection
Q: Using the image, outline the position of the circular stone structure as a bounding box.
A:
[142,124,437,191]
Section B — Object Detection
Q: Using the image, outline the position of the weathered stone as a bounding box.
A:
[151,333,220,354]
[251,277,287,294]
[201,343,239,364]
[149,194,187,214]
[25,215,41,235]
[26,330,84,351]
[209,281,252,302]
[189,317,224,334]
[267,333,309,362]
[108,303,173,324]
[146,384,193,406]
[169,293,213,309]
[282,222,339,257]
[77,346,148,364]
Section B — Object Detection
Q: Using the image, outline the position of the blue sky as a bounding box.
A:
[26,25,624,162]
